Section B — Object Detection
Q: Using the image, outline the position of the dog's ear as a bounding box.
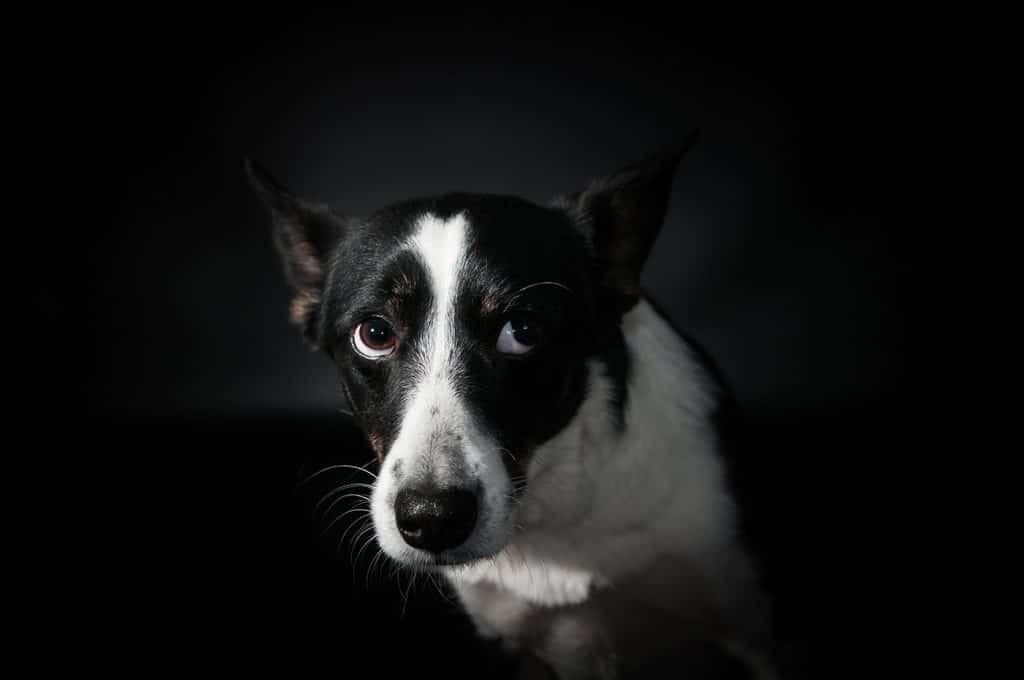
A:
[555,133,697,315]
[245,158,346,348]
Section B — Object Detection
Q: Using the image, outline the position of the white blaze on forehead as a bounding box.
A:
[406,212,468,395]
[408,212,469,322]
[382,211,471,485]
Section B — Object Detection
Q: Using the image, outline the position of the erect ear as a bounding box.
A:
[555,132,698,315]
[245,158,346,348]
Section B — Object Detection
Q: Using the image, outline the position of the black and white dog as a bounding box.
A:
[247,137,777,678]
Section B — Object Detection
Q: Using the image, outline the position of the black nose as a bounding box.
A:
[394,487,478,552]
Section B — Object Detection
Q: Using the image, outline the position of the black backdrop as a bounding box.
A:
[25,9,908,678]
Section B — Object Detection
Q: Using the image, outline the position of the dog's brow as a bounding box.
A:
[505,281,574,308]
[510,281,573,297]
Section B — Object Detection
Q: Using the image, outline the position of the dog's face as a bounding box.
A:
[248,139,693,568]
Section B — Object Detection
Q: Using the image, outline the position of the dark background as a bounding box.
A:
[25,9,909,678]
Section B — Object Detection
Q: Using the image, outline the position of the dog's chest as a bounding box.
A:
[446,535,609,607]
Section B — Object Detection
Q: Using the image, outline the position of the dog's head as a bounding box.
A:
[248,138,694,568]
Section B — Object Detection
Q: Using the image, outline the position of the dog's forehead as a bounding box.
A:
[362,192,587,282]
[323,193,592,338]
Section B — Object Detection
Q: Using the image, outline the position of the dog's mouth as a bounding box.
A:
[418,550,494,568]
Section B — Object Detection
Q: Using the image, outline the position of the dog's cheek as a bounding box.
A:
[337,362,394,461]
[493,360,586,478]
[337,363,367,414]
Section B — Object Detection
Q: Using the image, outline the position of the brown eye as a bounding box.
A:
[352,317,397,359]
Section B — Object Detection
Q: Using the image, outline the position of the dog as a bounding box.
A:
[247,136,777,678]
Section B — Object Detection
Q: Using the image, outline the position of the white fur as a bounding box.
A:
[370,212,513,565]
[444,299,766,639]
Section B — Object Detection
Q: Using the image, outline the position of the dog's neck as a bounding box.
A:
[446,299,739,608]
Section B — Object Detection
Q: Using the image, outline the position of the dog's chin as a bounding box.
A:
[419,551,492,568]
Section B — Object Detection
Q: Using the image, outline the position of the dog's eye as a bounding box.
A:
[352,317,398,359]
[497,315,543,356]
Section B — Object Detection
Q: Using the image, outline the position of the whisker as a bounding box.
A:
[509,280,573,299]
[348,524,377,565]
[353,528,380,569]
[321,499,364,528]
[297,463,377,488]
[317,491,374,524]
[511,542,534,585]
[337,513,372,549]
[399,568,422,620]
[367,548,388,588]
[321,505,372,537]
[341,525,371,563]
[380,556,404,592]
[484,554,504,590]
[314,482,375,514]
[428,572,457,606]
